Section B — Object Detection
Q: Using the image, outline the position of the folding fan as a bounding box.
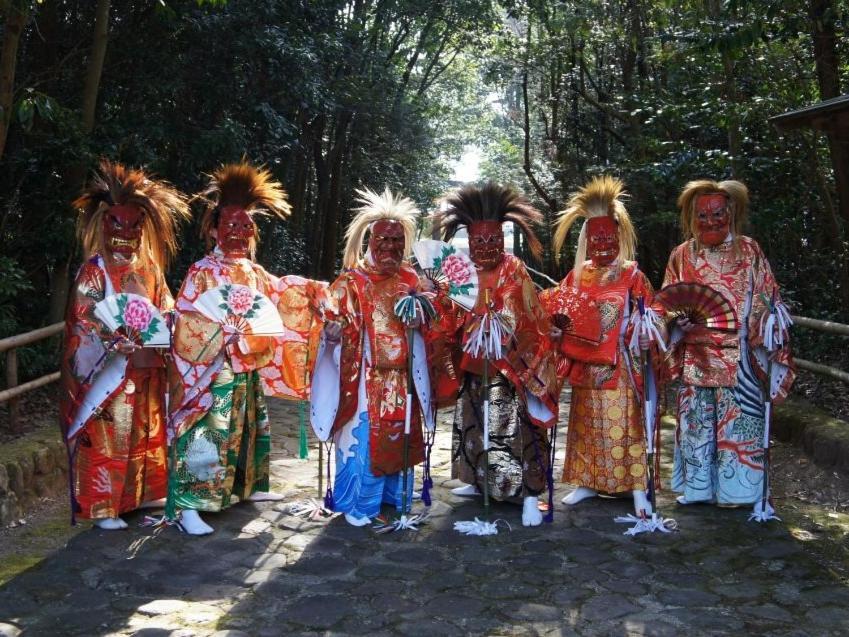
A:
[654,282,738,332]
[94,293,170,347]
[412,239,478,311]
[193,284,284,336]
[545,285,602,345]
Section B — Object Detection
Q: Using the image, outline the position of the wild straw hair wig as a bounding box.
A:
[73,158,190,270]
[342,186,419,269]
[552,175,637,283]
[196,162,292,258]
[677,179,748,248]
[435,181,543,260]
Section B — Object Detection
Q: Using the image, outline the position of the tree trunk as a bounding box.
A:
[0,2,30,160]
[81,0,111,134]
[809,0,849,311]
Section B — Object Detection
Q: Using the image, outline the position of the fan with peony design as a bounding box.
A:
[654,282,738,332]
[94,293,170,347]
[193,283,284,336]
[411,239,478,311]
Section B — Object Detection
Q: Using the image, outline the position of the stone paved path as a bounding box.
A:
[2,395,849,636]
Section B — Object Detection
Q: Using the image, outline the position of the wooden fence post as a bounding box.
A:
[6,348,19,432]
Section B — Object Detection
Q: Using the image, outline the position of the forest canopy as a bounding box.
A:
[0,0,847,378]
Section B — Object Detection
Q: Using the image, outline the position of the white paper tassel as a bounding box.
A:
[748,500,781,523]
[759,300,793,352]
[373,512,429,534]
[285,499,337,521]
[614,513,678,535]
[453,517,512,536]
[462,311,512,360]
[628,306,667,353]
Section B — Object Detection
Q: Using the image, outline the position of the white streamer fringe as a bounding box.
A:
[453,517,511,536]
[614,513,678,535]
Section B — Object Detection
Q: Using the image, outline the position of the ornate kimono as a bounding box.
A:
[429,254,558,502]
[664,236,795,504]
[168,250,324,517]
[310,262,434,519]
[541,260,659,495]
[60,255,170,520]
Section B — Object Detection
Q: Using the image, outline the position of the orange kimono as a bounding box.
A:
[60,255,170,521]
[541,261,658,494]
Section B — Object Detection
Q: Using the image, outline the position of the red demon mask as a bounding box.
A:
[468,221,504,271]
[368,219,405,275]
[586,216,619,266]
[103,204,144,259]
[695,193,730,247]
[216,205,255,258]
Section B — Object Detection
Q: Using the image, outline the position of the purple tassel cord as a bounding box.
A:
[421,430,435,507]
[323,441,335,511]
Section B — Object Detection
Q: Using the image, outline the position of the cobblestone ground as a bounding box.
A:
[2,393,849,637]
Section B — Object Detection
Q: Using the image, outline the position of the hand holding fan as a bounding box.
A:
[545,285,602,345]
[654,282,738,332]
[94,293,170,347]
[193,284,284,336]
[412,239,478,311]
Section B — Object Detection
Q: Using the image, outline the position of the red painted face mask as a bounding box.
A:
[468,221,504,271]
[103,204,144,259]
[217,205,255,258]
[695,193,730,247]
[368,219,405,274]
[586,216,619,266]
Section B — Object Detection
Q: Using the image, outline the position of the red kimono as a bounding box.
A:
[60,255,170,520]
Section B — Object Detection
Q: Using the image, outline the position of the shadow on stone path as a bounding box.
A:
[2,394,849,636]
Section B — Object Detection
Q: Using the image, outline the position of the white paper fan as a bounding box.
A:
[412,239,478,311]
[93,293,170,347]
[193,284,284,335]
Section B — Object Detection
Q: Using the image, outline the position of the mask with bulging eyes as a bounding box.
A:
[468,221,504,271]
[586,216,619,266]
[215,205,255,258]
[103,204,144,258]
[367,219,405,274]
[695,193,730,247]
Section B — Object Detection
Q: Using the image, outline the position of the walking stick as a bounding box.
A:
[482,354,491,520]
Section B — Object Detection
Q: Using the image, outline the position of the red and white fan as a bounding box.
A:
[654,282,738,332]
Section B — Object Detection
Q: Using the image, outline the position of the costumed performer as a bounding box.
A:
[309,187,435,527]
[60,159,190,529]
[428,182,558,527]
[541,176,661,516]
[168,162,325,535]
[665,180,795,507]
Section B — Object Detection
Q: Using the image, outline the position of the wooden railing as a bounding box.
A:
[0,313,846,433]
[791,315,849,384]
[0,322,63,432]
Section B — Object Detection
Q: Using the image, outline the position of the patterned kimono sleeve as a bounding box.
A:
[744,240,796,403]
[505,260,559,424]
[537,285,572,385]
[168,264,223,438]
[421,287,464,407]
[59,261,115,435]
[260,270,329,399]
